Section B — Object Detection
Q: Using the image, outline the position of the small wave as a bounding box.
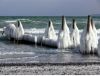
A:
[54,21,87,25]
[24,28,59,34]
[0,28,3,32]
[0,52,35,55]
[54,22,61,25]
[0,56,39,60]
[5,20,17,23]
[25,28,45,34]
[32,21,48,24]
[19,19,32,22]
[4,19,32,23]
[19,19,30,21]
[94,21,100,24]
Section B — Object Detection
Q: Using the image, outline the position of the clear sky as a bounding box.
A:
[0,0,100,16]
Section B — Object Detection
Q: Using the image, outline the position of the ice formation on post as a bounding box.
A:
[70,19,80,48]
[14,20,25,40]
[3,20,24,40]
[91,18,98,44]
[3,23,16,39]
[57,16,71,49]
[80,15,98,54]
[44,20,57,40]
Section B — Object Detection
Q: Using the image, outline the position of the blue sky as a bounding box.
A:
[0,0,100,16]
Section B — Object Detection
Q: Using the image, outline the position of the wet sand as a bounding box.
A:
[0,64,100,75]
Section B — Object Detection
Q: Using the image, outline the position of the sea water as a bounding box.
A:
[0,16,100,63]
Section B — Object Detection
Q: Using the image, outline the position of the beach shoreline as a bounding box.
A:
[0,63,100,75]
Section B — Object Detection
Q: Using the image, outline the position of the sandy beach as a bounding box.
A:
[0,64,100,75]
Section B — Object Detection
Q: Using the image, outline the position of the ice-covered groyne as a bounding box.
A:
[13,20,25,40]
[80,15,98,54]
[23,34,43,45]
[3,23,16,40]
[91,18,98,45]
[44,20,57,40]
[3,20,24,40]
[42,20,58,48]
[3,20,43,45]
[57,16,72,48]
[70,19,80,48]
[3,16,100,55]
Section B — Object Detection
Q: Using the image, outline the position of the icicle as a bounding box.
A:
[14,20,24,40]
